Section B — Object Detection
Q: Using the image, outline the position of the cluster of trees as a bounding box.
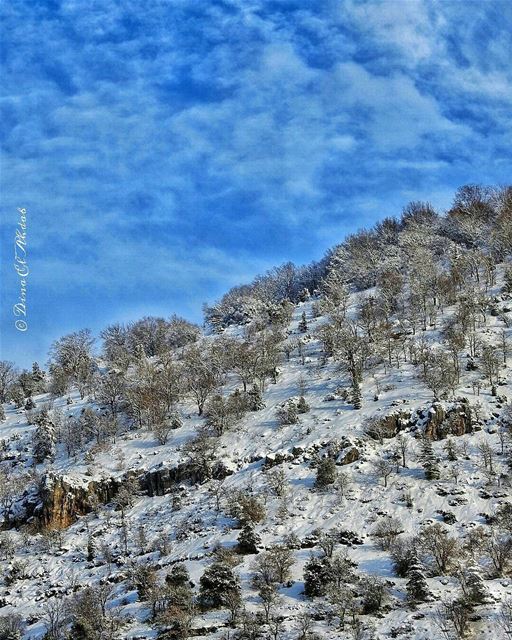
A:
[204,185,511,331]
[319,195,512,407]
[2,321,284,466]
[203,261,325,330]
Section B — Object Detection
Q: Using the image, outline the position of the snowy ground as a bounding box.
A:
[1,283,511,639]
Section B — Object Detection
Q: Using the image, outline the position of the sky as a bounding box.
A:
[0,0,511,368]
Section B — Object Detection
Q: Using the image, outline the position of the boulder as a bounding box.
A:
[336,446,360,466]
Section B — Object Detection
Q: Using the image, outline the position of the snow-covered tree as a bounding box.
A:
[237,522,261,555]
[182,343,222,416]
[32,408,56,463]
[204,394,237,436]
[420,436,440,480]
[0,361,18,404]
[49,329,95,397]
[406,558,432,602]
[417,524,459,575]
[315,458,337,489]
[459,563,489,605]
[303,554,332,597]
[199,562,241,610]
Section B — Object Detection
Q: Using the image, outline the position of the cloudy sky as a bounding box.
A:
[1,0,511,367]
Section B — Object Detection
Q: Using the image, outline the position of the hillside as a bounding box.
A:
[0,186,512,640]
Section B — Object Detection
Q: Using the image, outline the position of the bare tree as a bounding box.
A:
[95,371,126,420]
[0,361,18,403]
[395,433,410,467]
[498,598,512,639]
[42,598,67,640]
[485,532,512,577]
[265,466,289,498]
[49,329,95,397]
[435,595,472,640]
[182,343,222,415]
[334,471,353,504]
[416,524,459,575]
[372,458,394,488]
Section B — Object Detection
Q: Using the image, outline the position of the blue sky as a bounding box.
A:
[1,0,511,368]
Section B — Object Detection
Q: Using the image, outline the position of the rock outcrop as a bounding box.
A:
[417,401,473,440]
[36,474,121,530]
[336,445,360,465]
[379,410,411,437]
[144,461,232,497]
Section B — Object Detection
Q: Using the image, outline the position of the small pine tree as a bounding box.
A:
[247,384,265,411]
[32,409,56,463]
[297,396,310,414]
[461,564,489,605]
[166,563,192,589]
[0,405,5,422]
[420,436,440,480]
[406,559,432,602]
[315,458,337,489]
[504,265,512,293]
[303,555,333,597]
[298,312,308,333]
[444,438,457,461]
[24,397,36,411]
[199,562,241,609]
[351,380,362,410]
[237,523,261,555]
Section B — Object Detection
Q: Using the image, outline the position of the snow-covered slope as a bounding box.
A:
[1,275,512,640]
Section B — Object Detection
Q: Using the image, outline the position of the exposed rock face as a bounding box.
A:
[420,401,473,440]
[35,460,236,527]
[263,451,295,469]
[36,474,120,530]
[144,461,232,497]
[336,445,360,465]
[379,410,411,438]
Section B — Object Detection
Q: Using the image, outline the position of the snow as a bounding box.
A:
[0,275,511,639]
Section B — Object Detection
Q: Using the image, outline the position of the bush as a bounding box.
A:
[390,538,417,577]
[315,458,337,489]
[372,517,403,550]
[199,562,241,610]
[303,555,333,598]
[276,401,299,426]
[237,523,261,555]
[297,396,310,414]
[360,576,387,614]
[228,490,266,524]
